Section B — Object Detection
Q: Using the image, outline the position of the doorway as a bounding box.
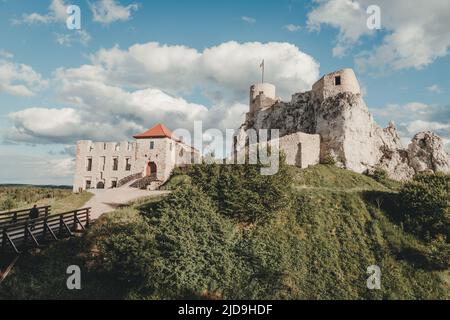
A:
[146,161,157,177]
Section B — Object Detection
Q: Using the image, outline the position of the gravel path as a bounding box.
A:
[81,187,169,220]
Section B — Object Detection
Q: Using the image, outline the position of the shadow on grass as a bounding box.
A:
[361,190,402,224]
[361,190,441,270]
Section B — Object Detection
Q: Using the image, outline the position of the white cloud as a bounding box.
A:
[283,24,301,32]
[307,0,450,71]
[0,58,48,96]
[55,30,92,47]
[89,0,139,25]
[0,50,14,59]
[427,84,442,94]
[44,158,75,177]
[5,41,318,149]
[56,41,319,101]
[241,16,256,24]
[13,0,68,25]
[406,120,450,135]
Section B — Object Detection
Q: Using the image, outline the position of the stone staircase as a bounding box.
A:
[129,174,162,190]
[118,173,143,187]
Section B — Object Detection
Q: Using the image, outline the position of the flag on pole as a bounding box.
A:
[260,59,265,83]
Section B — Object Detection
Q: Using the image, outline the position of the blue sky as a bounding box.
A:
[0,0,449,185]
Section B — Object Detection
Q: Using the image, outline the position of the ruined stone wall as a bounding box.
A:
[275,132,320,168]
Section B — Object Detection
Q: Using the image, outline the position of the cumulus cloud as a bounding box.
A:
[89,0,139,25]
[307,0,450,71]
[56,41,319,101]
[0,58,48,96]
[5,41,318,151]
[5,80,242,145]
[12,0,68,25]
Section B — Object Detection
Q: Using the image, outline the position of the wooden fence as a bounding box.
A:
[1,207,90,254]
[0,206,51,228]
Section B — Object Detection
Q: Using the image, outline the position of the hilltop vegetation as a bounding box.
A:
[0,186,92,214]
[1,163,448,300]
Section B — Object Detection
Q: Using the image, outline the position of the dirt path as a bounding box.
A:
[81,187,169,220]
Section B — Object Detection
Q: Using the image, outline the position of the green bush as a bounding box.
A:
[320,153,336,165]
[91,215,156,288]
[426,235,450,269]
[369,168,388,183]
[399,172,450,241]
[143,186,236,299]
[180,159,292,223]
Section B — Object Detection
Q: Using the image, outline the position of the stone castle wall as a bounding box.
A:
[73,138,199,192]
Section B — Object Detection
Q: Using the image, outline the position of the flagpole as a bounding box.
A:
[262,63,264,83]
[261,59,265,83]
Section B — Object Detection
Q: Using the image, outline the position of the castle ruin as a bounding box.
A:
[235,68,450,180]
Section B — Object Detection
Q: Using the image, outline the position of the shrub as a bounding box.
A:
[370,168,388,183]
[180,159,292,223]
[399,172,450,241]
[143,186,235,299]
[426,235,450,269]
[320,153,336,165]
[91,213,156,289]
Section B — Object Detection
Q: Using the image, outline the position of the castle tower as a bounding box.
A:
[249,83,276,114]
[312,68,361,102]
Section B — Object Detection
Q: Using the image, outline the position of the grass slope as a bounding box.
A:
[0,165,448,299]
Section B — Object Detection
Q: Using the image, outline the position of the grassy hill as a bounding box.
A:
[0,164,448,300]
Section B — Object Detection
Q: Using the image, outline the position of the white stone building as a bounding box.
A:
[73,124,200,192]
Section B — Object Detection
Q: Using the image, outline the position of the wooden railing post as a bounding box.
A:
[86,208,90,228]
[12,212,17,224]
[59,215,64,237]
[73,210,78,231]
[42,216,47,240]
[23,222,28,248]
[1,228,7,252]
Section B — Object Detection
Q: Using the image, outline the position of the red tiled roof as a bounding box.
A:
[133,124,174,139]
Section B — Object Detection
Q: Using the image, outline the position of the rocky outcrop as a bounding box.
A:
[408,132,450,174]
[237,90,450,180]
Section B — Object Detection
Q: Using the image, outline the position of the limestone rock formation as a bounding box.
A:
[408,132,450,174]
